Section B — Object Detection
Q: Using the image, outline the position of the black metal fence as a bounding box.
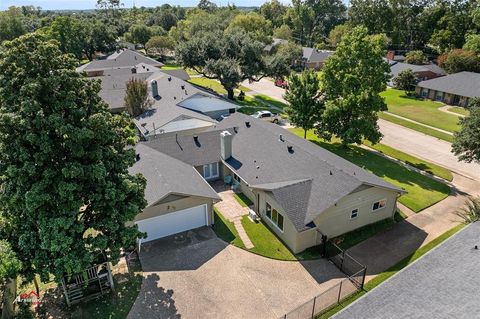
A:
[279,242,367,319]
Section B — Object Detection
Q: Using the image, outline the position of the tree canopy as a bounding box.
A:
[176,29,290,99]
[452,98,480,164]
[438,49,480,73]
[393,69,418,95]
[405,50,428,65]
[317,26,390,145]
[0,33,146,282]
[284,70,325,138]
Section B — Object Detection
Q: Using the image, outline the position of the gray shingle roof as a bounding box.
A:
[389,61,446,86]
[129,143,219,207]
[417,71,480,98]
[77,49,163,72]
[213,113,404,231]
[143,129,223,167]
[302,47,334,63]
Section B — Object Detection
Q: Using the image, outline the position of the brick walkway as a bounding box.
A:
[212,182,255,249]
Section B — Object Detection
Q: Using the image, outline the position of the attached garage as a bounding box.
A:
[136,204,208,243]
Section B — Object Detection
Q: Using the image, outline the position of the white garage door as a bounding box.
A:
[136,204,208,243]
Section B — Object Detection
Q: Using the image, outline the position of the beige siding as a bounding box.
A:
[131,196,215,225]
[314,187,398,239]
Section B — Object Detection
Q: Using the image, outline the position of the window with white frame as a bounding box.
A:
[265,202,284,231]
[203,162,219,179]
[350,208,359,219]
[372,199,387,212]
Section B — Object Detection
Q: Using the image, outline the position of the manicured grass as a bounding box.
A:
[73,259,143,319]
[448,106,470,116]
[379,112,454,143]
[364,141,453,181]
[254,94,288,110]
[289,128,451,212]
[241,216,297,260]
[161,64,182,70]
[212,208,245,248]
[233,192,254,207]
[333,216,398,250]
[188,77,227,94]
[317,223,465,318]
[237,95,280,115]
[381,89,461,132]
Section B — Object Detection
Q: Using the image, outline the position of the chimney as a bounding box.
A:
[151,80,159,98]
[220,130,233,160]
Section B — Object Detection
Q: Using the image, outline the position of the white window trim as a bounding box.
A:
[203,162,219,180]
[372,199,387,212]
[265,203,284,232]
[350,208,359,220]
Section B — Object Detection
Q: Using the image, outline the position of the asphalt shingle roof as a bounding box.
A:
[302,47,334,63]
[129,143,219,207]
[389,61,446,86]
[77,49,163,72]
[417,71,480,98]
[213,113,403,231]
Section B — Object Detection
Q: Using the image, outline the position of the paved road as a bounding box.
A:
[128,227,344,319]
[241,78,287,103]
[378,119,480,181]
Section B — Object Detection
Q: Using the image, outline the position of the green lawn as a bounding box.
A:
[381,89,461,133]
[254,94,288,110]
[448,106,470,116]
[233,192,254,207]
[188,77,250,95]
[379,112,454,143]
[237,95,280,115]
[241,216,297,260]
[317,223,465,318]
[290,128,451,212]
[212,208,245,248]
[364,141,453,181]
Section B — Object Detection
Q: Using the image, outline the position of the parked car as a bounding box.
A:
[274,78,288,89]
[251,110,280,123]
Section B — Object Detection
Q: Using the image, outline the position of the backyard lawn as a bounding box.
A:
[381,89,461,133]
[290,128,450,213]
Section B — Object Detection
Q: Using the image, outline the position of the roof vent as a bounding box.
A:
[245,121,251,128]
[168,76,172,81]
[193,135,200,146]
[135,154,140,162]
[131,67,137,74]
[330,171,333,175]
[287,145,294,153]
[142,65,145,69]
[233,126,239,133]
[279,134,284,142]
[181,85,185,90]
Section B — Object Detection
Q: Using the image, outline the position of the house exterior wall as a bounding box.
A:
[313,186,398,239]
[416,85,470,107]
[195,162,221,182]
[132,196,215,225]
[414,71,442,81]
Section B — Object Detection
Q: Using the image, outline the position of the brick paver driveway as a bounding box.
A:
[128,227,344,319]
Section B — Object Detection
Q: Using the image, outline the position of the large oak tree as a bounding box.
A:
[0,34,146,282]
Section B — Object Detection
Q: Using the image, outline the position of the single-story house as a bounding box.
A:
[388,60,445,86]
[77,49,164,77]
[415,71,480,107]
[302,47,334,70]
[264,38,289,53]
[135,112,405,253]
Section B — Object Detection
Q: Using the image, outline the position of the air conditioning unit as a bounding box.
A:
[248,209,259,222]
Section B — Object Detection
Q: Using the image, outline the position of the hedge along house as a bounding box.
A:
[415,71,480,107]
[143,113,404,254]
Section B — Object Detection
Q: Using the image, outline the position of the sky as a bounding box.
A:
[0,0,281,10]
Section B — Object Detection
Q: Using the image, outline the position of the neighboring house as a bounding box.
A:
[388,60,445,86]
[415,71,480,107]
[77,49,164,77]
[136,113,404,253]
[78,50,238,138]
[128,142,220,245]
[386,50,406,62]
[302,47,334,70]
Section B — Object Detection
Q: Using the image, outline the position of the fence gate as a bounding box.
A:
[326,241,367,289]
